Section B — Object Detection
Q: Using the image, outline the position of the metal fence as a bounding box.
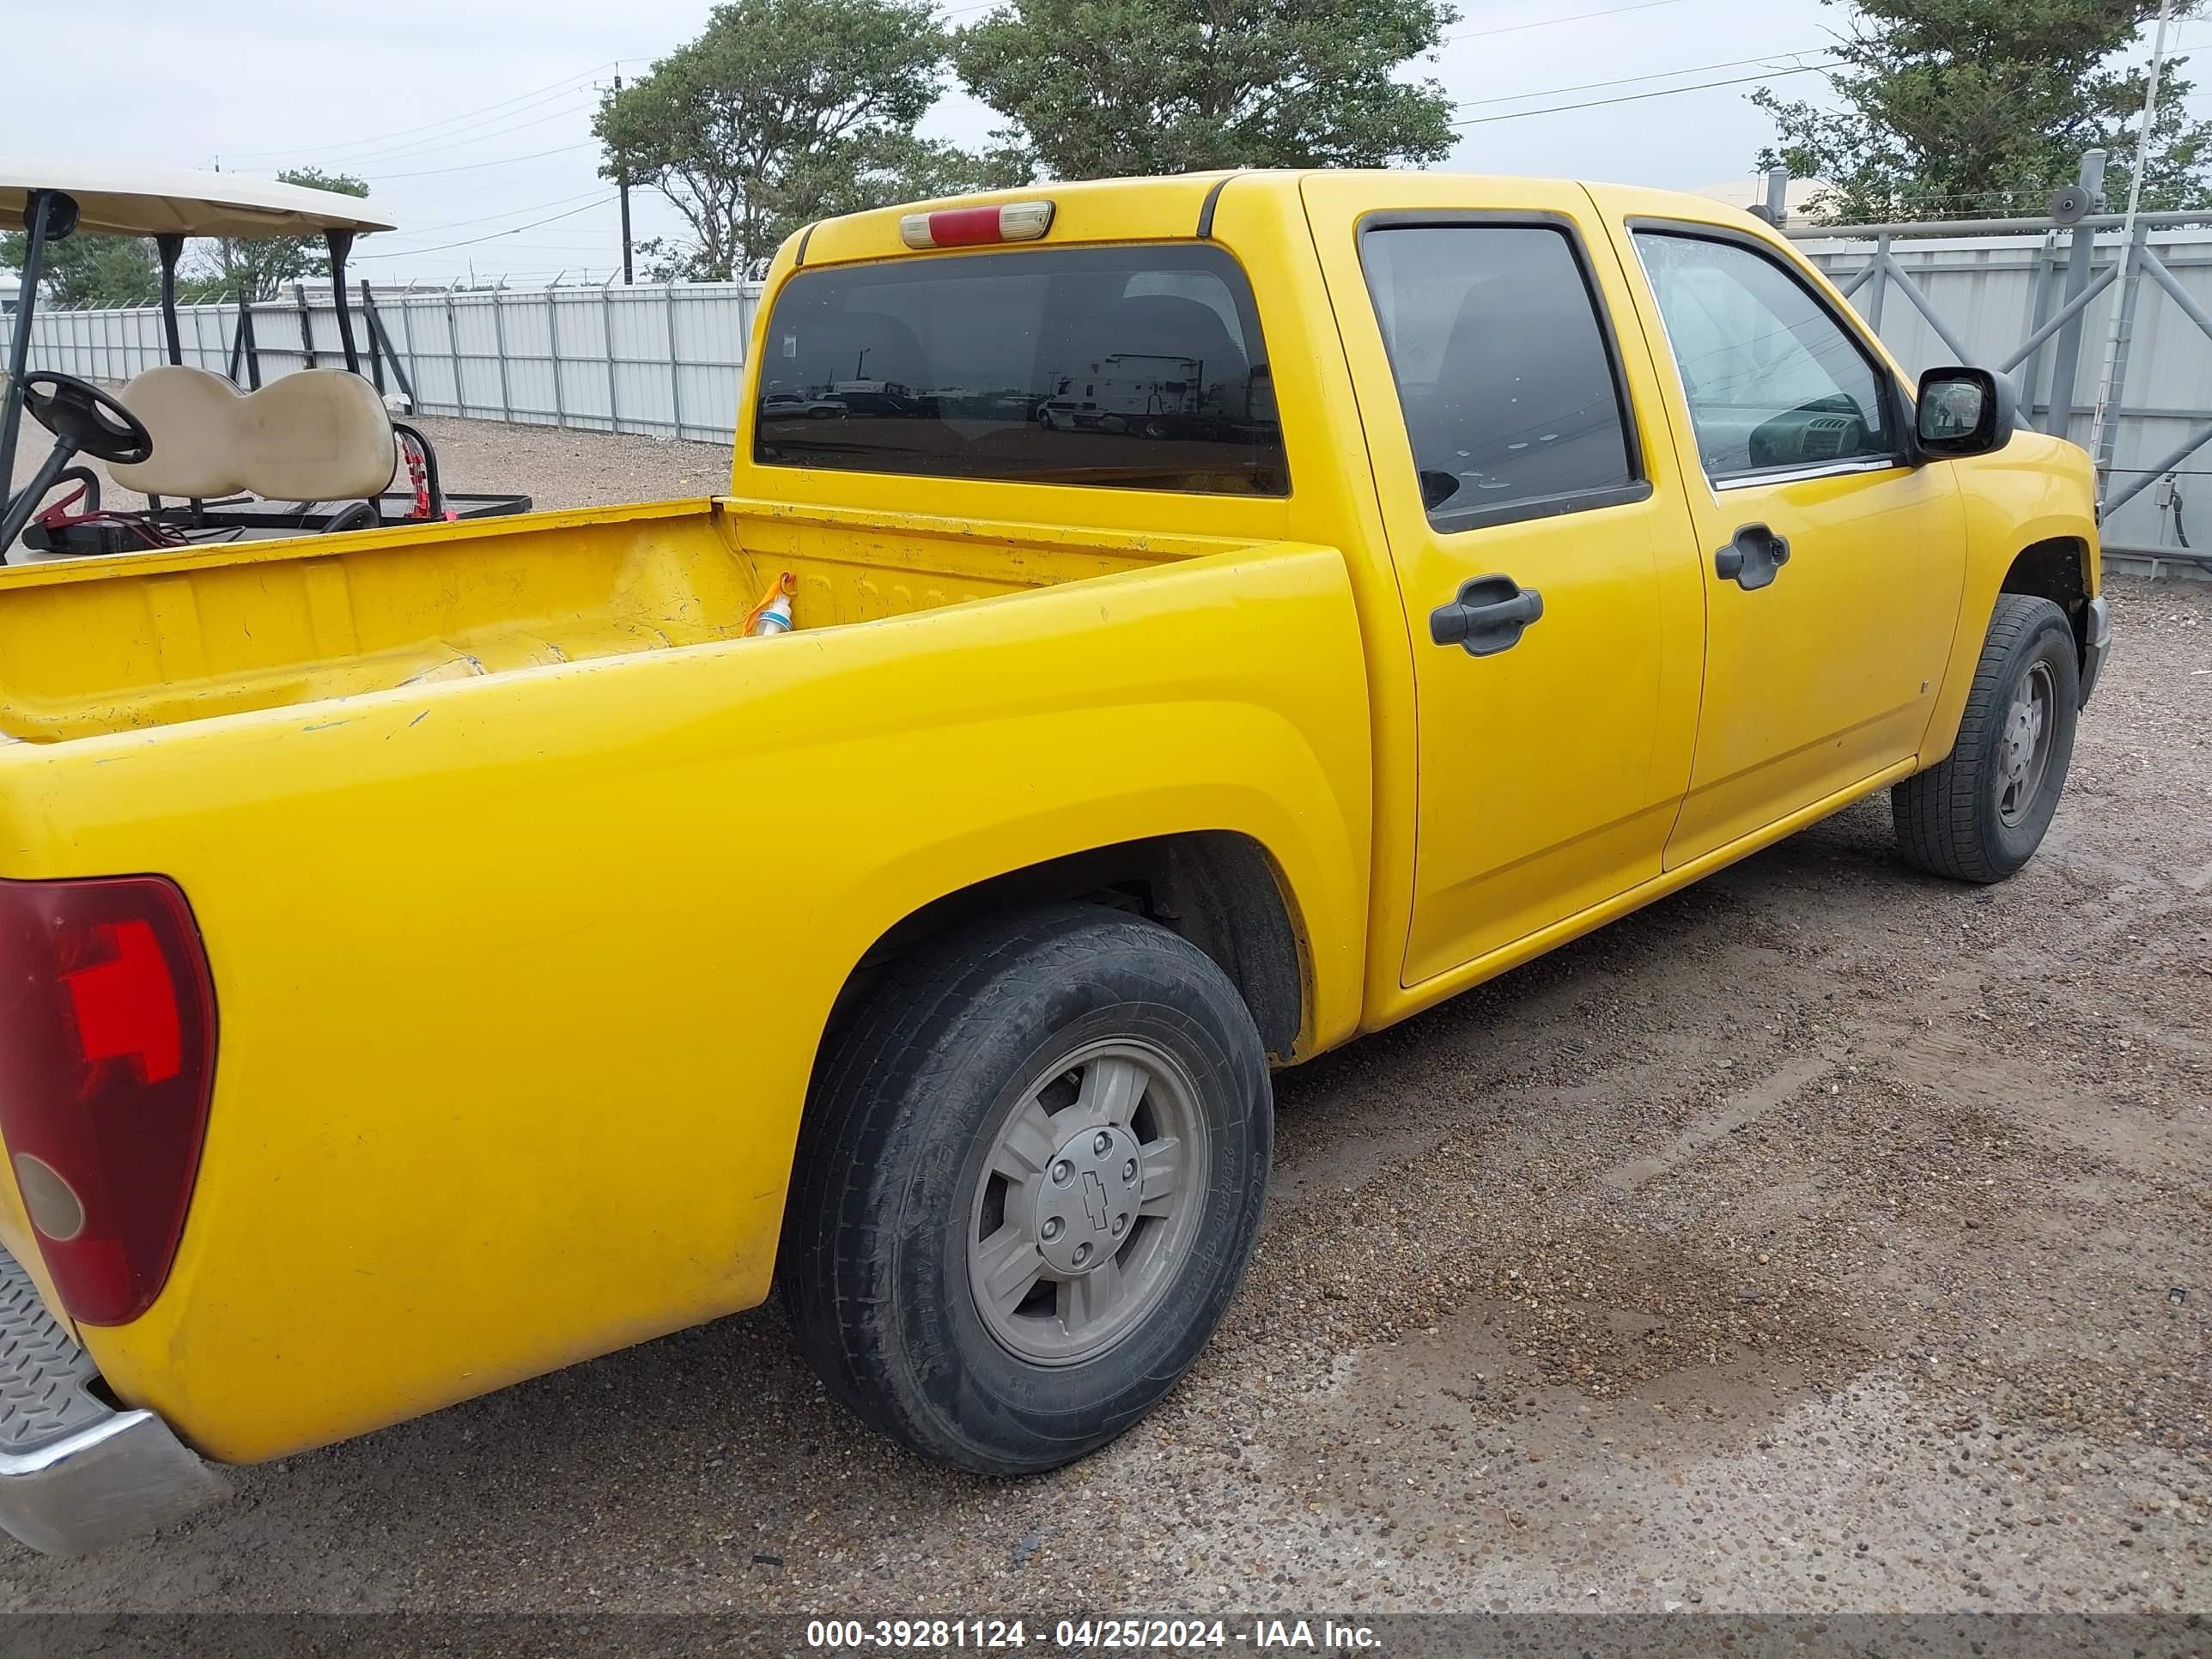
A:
[1775,151,2212,575]
[8,157,2212,574]
[0,278,765,447]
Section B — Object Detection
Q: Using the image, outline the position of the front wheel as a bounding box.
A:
[1893,593,2081,883]
[781,904,1273,1474]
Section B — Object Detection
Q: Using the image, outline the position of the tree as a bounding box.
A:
[1755,0,2212,223]
[193,167,372,301]
[951,0,1460,182]
[0,229,161,308]
[781,131,1033,220]
[595,0,994,281]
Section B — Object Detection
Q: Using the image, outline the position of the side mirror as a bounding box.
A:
[1915,366,2016,459]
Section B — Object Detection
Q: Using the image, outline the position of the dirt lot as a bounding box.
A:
[1,419,2207,1619]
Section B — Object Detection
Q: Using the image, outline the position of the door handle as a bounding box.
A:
[1715,523,1791,591]
[1430,574,1544,657]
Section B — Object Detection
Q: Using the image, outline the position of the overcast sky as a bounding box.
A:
[3,0,2198,288]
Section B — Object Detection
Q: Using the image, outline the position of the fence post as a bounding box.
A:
[2093,218,2151,478]
[1864,232,1890,331]
[360,280,386,396]
[295,281,318,370]
[2021,229,2059,411]
[600,274,622,435]
[2045,149,2107,439]
[444,283,465,416]
[547,276,568,429]
[664,283,684,441]
[490,278,514,423]
[400,283,425,413]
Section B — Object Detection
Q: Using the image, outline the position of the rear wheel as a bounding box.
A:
[1893,594,2080,883]
[781,904,1273,1474]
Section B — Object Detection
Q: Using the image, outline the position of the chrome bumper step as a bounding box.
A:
[0,1245,224,1554]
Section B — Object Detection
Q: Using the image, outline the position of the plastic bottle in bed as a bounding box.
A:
[744,571,797,636]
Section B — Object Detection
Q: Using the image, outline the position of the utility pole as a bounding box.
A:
[2088,0,2176,476]
[615,68,635,285]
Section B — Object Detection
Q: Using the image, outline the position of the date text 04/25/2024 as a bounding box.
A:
[803,1618,1382,1650]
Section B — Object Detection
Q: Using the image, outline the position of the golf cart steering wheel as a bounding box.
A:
[19,373,154,467]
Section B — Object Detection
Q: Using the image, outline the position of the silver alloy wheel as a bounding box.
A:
[966,1036,1212,1367]
[1996,659,2057,828]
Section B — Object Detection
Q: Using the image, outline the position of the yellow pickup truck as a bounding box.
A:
[0,169,2108,1553]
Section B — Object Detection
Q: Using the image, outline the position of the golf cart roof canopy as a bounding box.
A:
[0,162,394,240]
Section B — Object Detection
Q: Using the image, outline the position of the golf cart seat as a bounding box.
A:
[109,365,397,503]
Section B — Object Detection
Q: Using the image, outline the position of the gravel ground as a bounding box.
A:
[1,419,2207,1620]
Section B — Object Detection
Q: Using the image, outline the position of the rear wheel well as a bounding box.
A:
[833,832,1306,1062]
[2001,538,2091,660]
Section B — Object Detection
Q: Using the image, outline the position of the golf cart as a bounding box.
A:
[1,163,532,558]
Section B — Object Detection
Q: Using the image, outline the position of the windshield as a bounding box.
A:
[753,244,1287,496]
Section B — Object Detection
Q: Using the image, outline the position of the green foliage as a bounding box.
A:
[191,167,372,301]
[785,131,1035,220]
[1755,0,2212,222]
[596,0,1006,281]
[951,0,1461,180]
[1,228,161,308]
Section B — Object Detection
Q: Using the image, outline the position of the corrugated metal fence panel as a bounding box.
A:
[0,282,763,448]
[1803,230,2212,549]
[9,251,2209,541]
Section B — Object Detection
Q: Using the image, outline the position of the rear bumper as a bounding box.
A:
[0,1245,224,1554]
[2080,593,2112,708]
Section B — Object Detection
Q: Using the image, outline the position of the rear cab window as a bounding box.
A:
[754,245,1287,496]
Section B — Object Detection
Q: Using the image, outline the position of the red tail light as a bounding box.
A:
[899,200,1055,250]
[0,878,216,1325]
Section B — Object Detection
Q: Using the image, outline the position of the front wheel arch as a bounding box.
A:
[2000,536,2094,670]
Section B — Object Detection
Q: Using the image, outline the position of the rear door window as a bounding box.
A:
[754,245,1287,496]
[1360,222,1642,529]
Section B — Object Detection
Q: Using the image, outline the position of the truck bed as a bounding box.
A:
[0,484,1369,1465]
[0,497,1214,742]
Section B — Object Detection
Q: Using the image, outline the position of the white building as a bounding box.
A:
[1690,176,1838,223]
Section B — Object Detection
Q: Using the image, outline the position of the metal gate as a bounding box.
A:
[1771,151,2212,577]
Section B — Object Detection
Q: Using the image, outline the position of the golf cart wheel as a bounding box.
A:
[1893,594,2080,883]
[781,903,1273,1474]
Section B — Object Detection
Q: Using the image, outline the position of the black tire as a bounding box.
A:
[1893,593,2080,883]
[780,903,1273,1474]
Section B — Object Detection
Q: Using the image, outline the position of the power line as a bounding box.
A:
[358,143,599,184]
[343,102,599,179]
[1447,0,1695,44]
[387,189,617,238]
[1450,61,1838,126]
[1451,48,1829,109]
[354,196,619,261]
[219,64,612,162]
[293,87,599,170]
